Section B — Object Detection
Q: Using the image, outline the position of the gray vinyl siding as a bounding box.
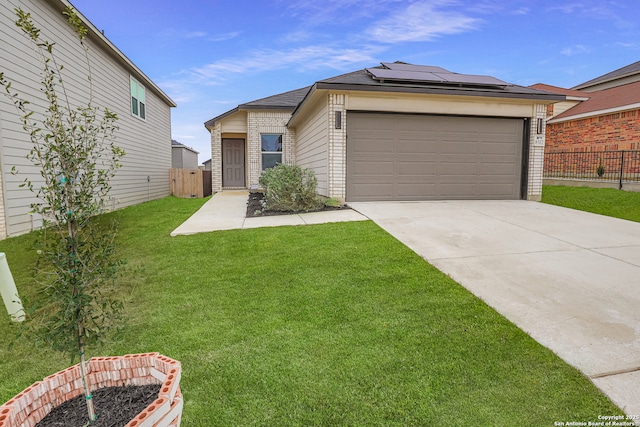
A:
[294,96,329,196]
[0,0,172,238]
[172,147,199,169]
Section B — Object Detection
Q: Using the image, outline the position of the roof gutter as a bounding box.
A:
[313,82,565,101]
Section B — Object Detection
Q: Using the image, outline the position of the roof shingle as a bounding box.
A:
[572,60,640,90]
[552,80,640,121]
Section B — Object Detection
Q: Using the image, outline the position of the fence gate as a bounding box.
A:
[202,170,212,197]
[170,168,204,198]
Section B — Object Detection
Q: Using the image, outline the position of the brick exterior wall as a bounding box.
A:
[210,122,223,192]
[328,93,347,200]
[547,109,640,152]
[246,111,295,190]
[210,111,295,192]
[527,104,548,201]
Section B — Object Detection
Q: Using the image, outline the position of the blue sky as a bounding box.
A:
[69,0,640,163]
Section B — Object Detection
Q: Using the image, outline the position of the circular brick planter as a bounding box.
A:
[0,352,183,427]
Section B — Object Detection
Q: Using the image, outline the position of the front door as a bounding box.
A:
[222,139,245,188]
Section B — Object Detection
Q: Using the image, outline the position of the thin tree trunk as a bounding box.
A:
[78,325,96,422]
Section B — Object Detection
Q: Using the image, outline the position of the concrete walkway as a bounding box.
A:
[349,200,640,416]
[170,191,367,236]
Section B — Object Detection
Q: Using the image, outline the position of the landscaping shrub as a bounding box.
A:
[258,164,324,212]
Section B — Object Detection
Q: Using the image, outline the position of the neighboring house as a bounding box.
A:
[202,159,211,171]
[0,0,176,239]
[171,140,199,169]
[205,62,562,202]
[532,60,640,152]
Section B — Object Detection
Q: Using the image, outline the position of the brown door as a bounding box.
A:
[222,139,245,188]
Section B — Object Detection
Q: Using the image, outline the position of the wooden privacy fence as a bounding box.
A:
[170,168,212,198]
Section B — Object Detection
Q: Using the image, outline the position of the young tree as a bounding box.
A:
[0,7,125,423]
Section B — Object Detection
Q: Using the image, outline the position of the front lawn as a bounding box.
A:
[0,196,621,425]
[542,185,640,223]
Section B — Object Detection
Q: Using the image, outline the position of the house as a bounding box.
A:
[171,140,199,169]
[532,60,640,152]
[0,0,176,239]
[202,159,211,171]
[205,62,562,202]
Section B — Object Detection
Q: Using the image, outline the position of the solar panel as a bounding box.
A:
[366,62,510,89]
[380,62,450,74]
[433,72,509,87]
[366,68,447,83]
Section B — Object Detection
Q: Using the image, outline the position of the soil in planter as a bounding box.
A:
[246,191,350,217]
[35,384,161,427]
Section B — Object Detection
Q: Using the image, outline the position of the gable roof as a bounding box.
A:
[549,80,640,122]
[310,63,558,99]
[204,86,311,127]
[205,62,564,129]
[171,139,199,154]
[529,83,590,100]
[572,60,640,91]
[289,63,563,125]
[48,0,175,107]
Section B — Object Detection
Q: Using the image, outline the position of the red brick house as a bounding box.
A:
[532,61,640,152]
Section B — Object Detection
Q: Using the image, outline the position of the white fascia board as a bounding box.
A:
[566,96,590,101]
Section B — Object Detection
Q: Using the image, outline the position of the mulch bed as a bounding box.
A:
[245,191,351,217]
[35,384,161,427]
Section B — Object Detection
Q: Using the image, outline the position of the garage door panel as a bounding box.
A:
[478,184,518,196]
[351,163,394,178]
[352,184,395,199]
[346,113,523,201]
[481,142,517,155]
[397,161,437,176]
[396,139,438,154]
[396,184,438,197]
[478,163,517,175]
[439,162,477,175]
[351,140,394,154]
[438,184,478,197]
[441,142,479,155]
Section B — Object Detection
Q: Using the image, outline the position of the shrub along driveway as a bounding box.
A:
[350,199,640,415]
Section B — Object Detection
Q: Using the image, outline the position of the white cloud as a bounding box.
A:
[184,31,208,39]
[615,41,639,48]
[207,31,241,42]
[184,44,383,85]
[285,0,403,26]
[367,1,480,43]
[561,44,590,56]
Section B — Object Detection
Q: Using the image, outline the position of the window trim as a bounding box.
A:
[130,76,146,121]
[260,133,283,170]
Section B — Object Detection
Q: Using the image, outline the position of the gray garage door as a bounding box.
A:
[346,112,525,202]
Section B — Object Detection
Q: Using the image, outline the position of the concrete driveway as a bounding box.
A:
[349,200,640,415]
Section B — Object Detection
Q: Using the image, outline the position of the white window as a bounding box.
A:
[261,134,282,170]
[130,77,146,120]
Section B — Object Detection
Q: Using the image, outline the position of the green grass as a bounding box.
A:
[542,185,640,223]
[0,196,622,425]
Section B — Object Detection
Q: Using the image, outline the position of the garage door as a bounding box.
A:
[346,113,524,202]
